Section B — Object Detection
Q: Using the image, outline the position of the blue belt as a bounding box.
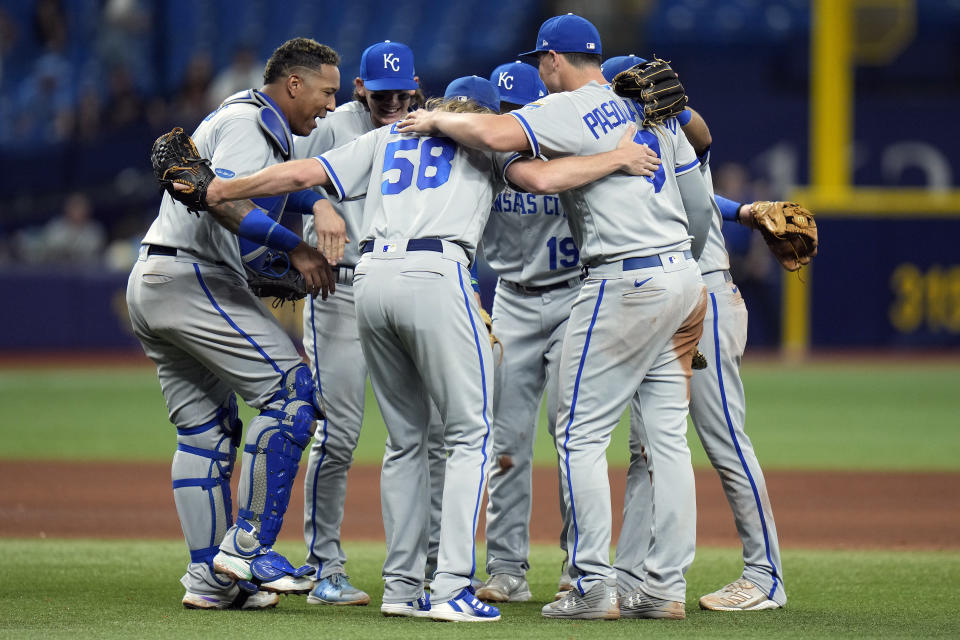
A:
[622,250,693,271]
[360,238,443,254]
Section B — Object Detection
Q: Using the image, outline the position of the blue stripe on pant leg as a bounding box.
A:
[307,300,330,572]
[560,280,605,594]
[193,263,282,375]
[710,292,782,599]
[457,266,493,579]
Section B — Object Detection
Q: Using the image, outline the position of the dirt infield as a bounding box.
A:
[2,460,957,550]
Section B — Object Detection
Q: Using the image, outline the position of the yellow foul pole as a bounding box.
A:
[783,0,854,356]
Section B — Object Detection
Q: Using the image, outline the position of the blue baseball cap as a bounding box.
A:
[601,55,648,83]
[443,76,500,112]
[360,41,417,91]
[520,14,602,58]
[489,61,547,106]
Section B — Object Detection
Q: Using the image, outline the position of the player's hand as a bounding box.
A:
[289,242,335,300]
[616,124,661,177]
[189,177,224,207]
[312,199,348,266]
[396,109,439,135]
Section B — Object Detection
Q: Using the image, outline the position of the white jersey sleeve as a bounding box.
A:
[672,126,700,177]
[316,127,383,201]
[204,107,275,178]
[509,93,584,158]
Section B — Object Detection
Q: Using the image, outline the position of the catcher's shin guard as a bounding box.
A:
[172,395,243,570]
[235,364,322,547]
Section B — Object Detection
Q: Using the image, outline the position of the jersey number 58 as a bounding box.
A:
[381,137,456,195]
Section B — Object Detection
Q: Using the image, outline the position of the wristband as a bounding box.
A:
[237,208,301,252]
[676,108,692,127]
[285,188,325,215]
[714,195,744,222]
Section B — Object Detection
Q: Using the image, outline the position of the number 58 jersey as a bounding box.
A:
[316,123,512,263]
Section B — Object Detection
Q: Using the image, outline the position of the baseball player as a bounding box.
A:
[475,60,658,605]
[294,40,445,608]
[199,72,662,621]
[127,38,339,609]
[398,13,719,620]
[601,55,787,612]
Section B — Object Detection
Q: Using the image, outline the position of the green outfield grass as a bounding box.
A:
[2,360,958,470]
[1,539,957,639]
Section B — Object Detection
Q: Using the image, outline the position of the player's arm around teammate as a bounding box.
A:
[600,54,787,612]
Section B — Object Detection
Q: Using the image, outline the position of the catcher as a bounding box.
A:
[134,38,338,612]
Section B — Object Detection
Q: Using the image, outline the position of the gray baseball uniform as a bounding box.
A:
[316,123,509,605]
[481,187,581,579]
[296,101,445,585]
[128,97,321,599]
[615,155,786,606]
[510,83,710,601]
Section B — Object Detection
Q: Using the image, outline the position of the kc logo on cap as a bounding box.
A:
[489,61,547,106]
[360,41,418,91]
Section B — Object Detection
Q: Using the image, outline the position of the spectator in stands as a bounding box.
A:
[15,52,74,143]
[29,192,106,266]
[32,0,67,51]
[207,44,265,110]
[171,51,215,128]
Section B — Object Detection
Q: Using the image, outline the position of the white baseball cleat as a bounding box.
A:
[699,579,782,611]
[213,549,313,594]
[381,593,432,618]
[429,588,501,622]
[182,588,279,610]
[475,574,532,602]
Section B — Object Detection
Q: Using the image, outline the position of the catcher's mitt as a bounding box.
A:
[244,249,307,305]
[745,201,819,272]
[611,58,688,126]
[151,127,214,214]
[477,307,503,363]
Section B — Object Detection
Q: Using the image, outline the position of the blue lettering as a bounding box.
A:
[595,107,614,135]
[526,193,537,213]
[619,98,640,123]
[543,195,560,216]
[493,193,504,212]
[601,101,625,128]
[583,112,600,139]
[513,192,526,214]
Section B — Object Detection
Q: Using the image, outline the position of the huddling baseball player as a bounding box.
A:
[162,68,661,620]
[130,38,340,610]
[475,60,660,605]
[603,54,816,612]
[472,60,567,605]
[398,13,720,620]
[293,39,447,608]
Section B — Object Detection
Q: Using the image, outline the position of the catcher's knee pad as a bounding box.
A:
[237,364,321,546]
[172,395,242,568]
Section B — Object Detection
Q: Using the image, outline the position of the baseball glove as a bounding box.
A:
[745,201,819,272]
[243,249,307,305]
[611,58,688,126]
[151,127,214,213]
[477,307,503,363]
